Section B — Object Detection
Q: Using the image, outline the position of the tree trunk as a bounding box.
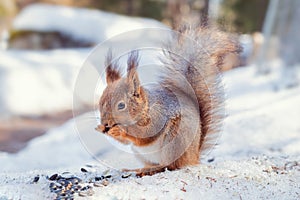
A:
[200,0,209,26]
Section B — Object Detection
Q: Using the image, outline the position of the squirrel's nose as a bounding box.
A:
[100,117,115,128]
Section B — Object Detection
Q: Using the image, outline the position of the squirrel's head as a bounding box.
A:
[98,51,150,133]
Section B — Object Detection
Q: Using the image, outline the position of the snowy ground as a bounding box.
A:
[0,49,89,116]
[0,65,299,200]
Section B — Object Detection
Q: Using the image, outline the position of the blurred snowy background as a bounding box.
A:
[0,0,299,199]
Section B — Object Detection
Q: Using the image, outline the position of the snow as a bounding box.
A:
[1,30,9,50]
[1,4,167,117]
[13,4,166,44]
[0,65,299,199]
[0,49,89,116]
[0,48,165,117]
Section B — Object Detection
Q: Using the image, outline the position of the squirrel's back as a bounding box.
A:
[160,25,241,155]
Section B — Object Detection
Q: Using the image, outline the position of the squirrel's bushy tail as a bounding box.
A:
[161,25,241,156]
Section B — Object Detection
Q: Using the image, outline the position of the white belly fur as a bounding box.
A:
[131,138,162,165]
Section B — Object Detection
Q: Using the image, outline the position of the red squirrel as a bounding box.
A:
[96,25,241,177]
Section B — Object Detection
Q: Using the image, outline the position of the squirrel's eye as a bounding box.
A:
[117,102,126,110]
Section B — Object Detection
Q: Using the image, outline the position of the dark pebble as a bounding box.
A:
[93,182,103,187]
[104,175,112,179]
[74,185,82,191]
[49,174,59,181]
[95,176,104,181]
[67,181,72,187]
[69,189,75,195]
[49,182,56,188]
[60,192,67,197]
[61,172,75,179]
[69,177,81,184]
[101,180,109,186]
[79,187,94,197]
[58,180,66,186]
[81,168,88,173]
[56,198,71,200]
[52,182,62,189]
[64,180,71,186]
[121,174,132,179]
[207,158,215,163]
[78,192,88,197]
[55,194,74,200]
[33,176,39,183]
[80,186,91,191]
[48,171,95,199]
[49,182,62,191]
[52,188,62,193]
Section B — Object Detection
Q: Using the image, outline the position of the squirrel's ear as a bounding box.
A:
[127,51,141,96]
[105,50,121,84]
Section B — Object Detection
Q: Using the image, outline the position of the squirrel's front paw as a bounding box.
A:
[106,126,130,144]
[95,124,106,133]
[95,125,131,144]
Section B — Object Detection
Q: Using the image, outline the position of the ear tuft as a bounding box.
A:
[126,50,141,96]
[127,50,140,74]
[105,49,121,84]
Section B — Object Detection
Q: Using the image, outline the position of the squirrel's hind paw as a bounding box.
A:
[122,167,168,177]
